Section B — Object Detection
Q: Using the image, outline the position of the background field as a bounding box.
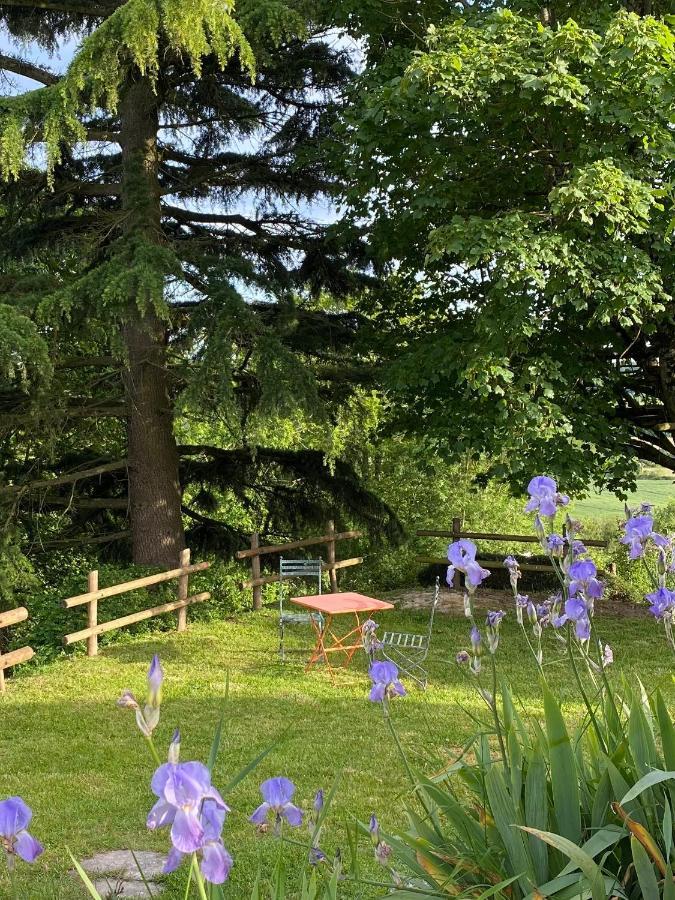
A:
[572,477,674,519]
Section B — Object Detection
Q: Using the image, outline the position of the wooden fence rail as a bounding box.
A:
[236,520,362,610]
[62,549,211,655]
[417,518,613,589]
[0,607,34,693]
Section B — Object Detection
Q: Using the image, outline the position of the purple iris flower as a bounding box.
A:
[546,534,565,557]
[0,797,43,866]
[168,728,180,765]
[118,655,164,738]
[515,593,529,625]
[447,540,490,589]
[456,650,470,664]
[147,761,228,854]
[621,515,670,559]
[503,556,521,592]
[309,846,327,866]
[148,654,163,702]
[368,660,406,702]
[537,603,551,625]
[525,476,569,517]
[646,586,675,619]
[485,610,504,653]
[562,596,591,640]
[571,540,587,557]
[163,799,233,884]
[568,559,604,600]
[369,815,393,868]
[250,777,303,828]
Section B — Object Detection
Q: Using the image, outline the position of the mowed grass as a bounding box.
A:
[572,477,674,520]
[1,605,674,898]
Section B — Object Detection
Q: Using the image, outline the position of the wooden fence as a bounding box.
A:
[0,607,34,693]
[417,518,613,589]
[237,520,362,610]
[62,549,211,655]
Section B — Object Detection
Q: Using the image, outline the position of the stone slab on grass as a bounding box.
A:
[74,850,166,896]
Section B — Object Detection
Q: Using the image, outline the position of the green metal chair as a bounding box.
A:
[379,576,440,689]
[278,557,324,661]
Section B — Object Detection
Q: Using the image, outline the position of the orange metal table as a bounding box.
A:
[290,591,394,676]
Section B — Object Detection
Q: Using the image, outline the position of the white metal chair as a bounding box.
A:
[379,576,440,689]
[278,557,324,661]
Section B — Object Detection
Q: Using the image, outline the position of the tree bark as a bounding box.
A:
[120,76,185,567]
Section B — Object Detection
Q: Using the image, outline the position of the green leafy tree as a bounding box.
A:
[345,0,675,494]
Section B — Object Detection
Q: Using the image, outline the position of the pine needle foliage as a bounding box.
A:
[0,0,435,559]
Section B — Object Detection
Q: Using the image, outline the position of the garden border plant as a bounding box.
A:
[365,476,675,899]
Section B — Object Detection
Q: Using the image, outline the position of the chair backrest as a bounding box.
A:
[426,576,441,642]
[279,557,323,614]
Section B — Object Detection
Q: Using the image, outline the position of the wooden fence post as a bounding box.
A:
[250,533,262,610]
[327,520,338,592]
[87,570,99,657]
[177,548,190,632]
[452,517,461,589]
[0,607,34,692]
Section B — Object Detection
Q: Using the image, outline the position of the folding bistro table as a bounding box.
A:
[290,591,394,676]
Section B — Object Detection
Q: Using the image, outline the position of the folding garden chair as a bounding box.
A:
[379,576,440,689]
[278,557,324,661]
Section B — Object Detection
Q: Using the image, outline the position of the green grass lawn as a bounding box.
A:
[1,605,674,898]
[572,476,674,520]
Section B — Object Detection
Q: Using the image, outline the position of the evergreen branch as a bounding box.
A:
[163,205,266,230]
[0,53,60,86]
[0,460,127,496]
[37,497,129,509]
[55,356,119,369]
[65,404,126,418]
[55,180,120,196]
[35,530,130,549]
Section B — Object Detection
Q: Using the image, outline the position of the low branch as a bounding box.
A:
[35,530,130,550]
[55,356,119,369]
[39,497,129,510]
[0,53,59,86]
[162,205,263,230]
[56,181,120,197]
[1,460,127,497]
[630,438,675,471]
[66,405,127,419]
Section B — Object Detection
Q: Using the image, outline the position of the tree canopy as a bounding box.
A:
[345,0,675,494]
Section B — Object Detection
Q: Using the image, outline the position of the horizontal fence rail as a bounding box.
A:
[0,606,34,693]
[236,520,362,610]
[62,548,211,655]
[417,517,613,589]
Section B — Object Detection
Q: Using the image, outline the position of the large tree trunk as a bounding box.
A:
[120,76,185,567]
